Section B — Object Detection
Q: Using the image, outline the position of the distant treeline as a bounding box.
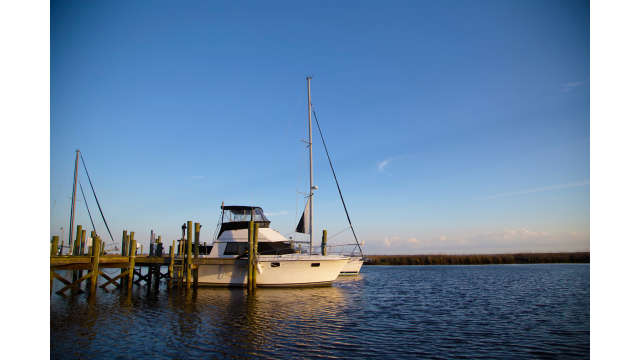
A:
[364,252,589,265]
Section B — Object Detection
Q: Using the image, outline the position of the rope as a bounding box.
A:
[312,107,363,258]
[79,153,115,245]
[328,226,351,240]
[79,181,96,233]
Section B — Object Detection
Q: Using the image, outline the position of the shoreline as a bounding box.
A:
[363,252,589,265]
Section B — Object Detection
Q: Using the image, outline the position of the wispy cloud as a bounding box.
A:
[477,179,589,200]
[561,81,585,92]
[377,158,392,172]
[383,236,400,247]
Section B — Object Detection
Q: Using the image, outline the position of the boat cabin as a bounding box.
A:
[210,205,296,257]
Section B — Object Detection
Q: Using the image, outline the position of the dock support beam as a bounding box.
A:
[90,236,102,295]
[81,230,87,255]
[169,239,175,283]
[186,221,193,289]
[51,236,59,257]
[51,236,59,294]
[73,225,82,255]
[252,222,259,290]
[128,233,136,291]
[247,221,254,292]
[194,223,200,287]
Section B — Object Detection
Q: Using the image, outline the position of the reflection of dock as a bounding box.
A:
[50,221,214,296]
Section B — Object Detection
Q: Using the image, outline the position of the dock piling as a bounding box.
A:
[321,230,327,256]
[252,222,259,290]
[74,225,82,256]
[186,221,193,289]
[90,236,102,294]
[128,232,136,290]
[51,236,59,257]
[247,221,254,292]
[81,229,87,255]
[169,239,175,283]
[50,236,59,294]
[194,223,200,286]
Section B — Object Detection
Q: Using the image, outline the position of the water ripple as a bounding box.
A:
[51,264,589,359]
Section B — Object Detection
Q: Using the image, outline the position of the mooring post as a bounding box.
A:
[74,225,83,256]
[194,223,200,286]
[79,229,87,277]
[51,236,59,256]
[121,230,127,256]
[247,220,254,291]
[149,230,154,257]
[169,239,176,282]
[72,225,82,281]
[90,236,102,294]
[81,229,87,255]
[120,231,128,287]
[128,232,136,291]
[186,221,193,289]
[156,236,162,256]
[253,222,259,290]
[321,230,327,256]
[51,236,59,294]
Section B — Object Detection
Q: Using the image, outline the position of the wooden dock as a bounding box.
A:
[50,221,237,296]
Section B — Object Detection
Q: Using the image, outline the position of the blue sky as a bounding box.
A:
[51,0,589,254]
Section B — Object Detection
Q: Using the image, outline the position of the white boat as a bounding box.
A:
[199,206,348,287]
[197,77,350,287]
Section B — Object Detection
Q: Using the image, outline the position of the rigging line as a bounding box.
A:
[79,181,96,233]
[328,226,351,240]
[312,107,363,257]
[79,153,115,245]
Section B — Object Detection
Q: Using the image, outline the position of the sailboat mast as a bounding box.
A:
[68,149,80,250]
[307,76,314,254]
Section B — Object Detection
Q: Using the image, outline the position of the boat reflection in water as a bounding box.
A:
[195,285,348,354]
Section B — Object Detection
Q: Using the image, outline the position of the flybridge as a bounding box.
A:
[217,205,271,239]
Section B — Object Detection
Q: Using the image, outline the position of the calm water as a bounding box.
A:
[51,264,589,359]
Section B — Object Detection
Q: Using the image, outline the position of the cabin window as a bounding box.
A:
[311,263,320,267]
[270,262,280,267]
[258,241,295,255]
[223,242,248,255]
[223,207,269,222]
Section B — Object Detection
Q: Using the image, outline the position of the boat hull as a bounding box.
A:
[197,255,348,287]
[340,257,364,275]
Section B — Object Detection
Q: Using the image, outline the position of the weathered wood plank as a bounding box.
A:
[56,272,92,295]
[99,271,128,289]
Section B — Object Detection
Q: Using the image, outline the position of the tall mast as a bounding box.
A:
[307,76,314,254]
[68,150,80,250]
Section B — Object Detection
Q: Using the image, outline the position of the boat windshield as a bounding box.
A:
[223,207,269,223]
